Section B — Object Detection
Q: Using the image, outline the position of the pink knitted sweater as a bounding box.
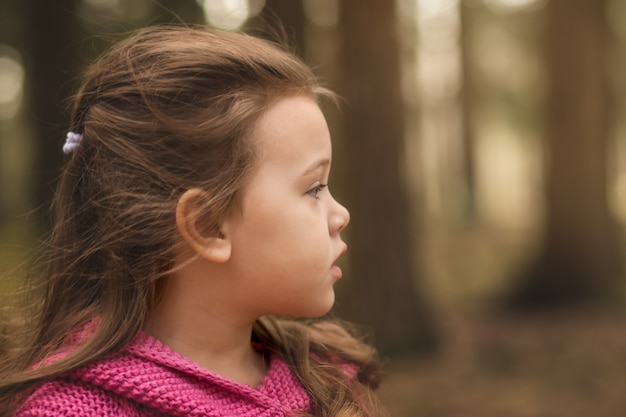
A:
[14,333,312,416]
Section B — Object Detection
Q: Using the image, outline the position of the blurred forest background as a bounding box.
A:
[3,0,626,415]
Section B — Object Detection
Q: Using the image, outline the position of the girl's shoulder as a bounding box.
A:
[14,377,144,417]
[16,332,311,417]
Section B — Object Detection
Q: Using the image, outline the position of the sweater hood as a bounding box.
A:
[65,332,311,417]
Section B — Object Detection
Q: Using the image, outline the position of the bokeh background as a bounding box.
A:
[2,0,626,416]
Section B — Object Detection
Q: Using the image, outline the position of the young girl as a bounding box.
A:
[0,26,387,417]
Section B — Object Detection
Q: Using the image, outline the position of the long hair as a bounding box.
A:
[0,26,387,417]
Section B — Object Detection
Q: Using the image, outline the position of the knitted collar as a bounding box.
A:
[67,332,311,417]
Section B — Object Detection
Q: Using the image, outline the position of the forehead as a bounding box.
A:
[251,95,331,168]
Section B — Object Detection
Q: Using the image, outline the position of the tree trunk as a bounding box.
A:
[0,0,26,226]
[459,0,478,220]
[149,0,205,25]
[509,0,619,308]
[248,0,306,59]
[23,0,83,233]
[334,0,438,354]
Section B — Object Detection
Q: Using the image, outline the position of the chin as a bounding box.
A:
[300,295,336,318]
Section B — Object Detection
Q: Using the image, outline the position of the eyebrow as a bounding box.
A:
[302,158,330,177]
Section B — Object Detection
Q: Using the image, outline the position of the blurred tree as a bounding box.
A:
[509,0,620,308]
[22,0,84,232]
[0,0,26,226]
[334,1,438,354]
[148,0,204,25]
[459,0,478,220]
[0,0,23,53]
[247,0,306,59]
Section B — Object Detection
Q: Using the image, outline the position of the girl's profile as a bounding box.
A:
[0,26,387,417]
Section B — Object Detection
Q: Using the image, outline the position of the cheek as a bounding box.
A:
[244,199,313,242]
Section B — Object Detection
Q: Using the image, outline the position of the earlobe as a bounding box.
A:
[176,188,232,263]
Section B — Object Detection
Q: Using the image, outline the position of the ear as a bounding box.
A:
[176,188,231,263]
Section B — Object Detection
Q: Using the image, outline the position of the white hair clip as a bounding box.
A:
[63,131,83,154]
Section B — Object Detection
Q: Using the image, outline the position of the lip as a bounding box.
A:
[334,244,348,263]
[330,264,343,279]
[330,244,348,279]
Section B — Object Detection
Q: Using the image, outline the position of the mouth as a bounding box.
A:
[330,244,348,279]
[330,264,343,279]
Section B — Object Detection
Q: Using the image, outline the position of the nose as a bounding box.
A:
[329,196,350,234]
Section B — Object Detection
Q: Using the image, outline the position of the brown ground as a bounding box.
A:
[379,310,626,417]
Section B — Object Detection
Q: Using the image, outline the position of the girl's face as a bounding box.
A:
[224,95,350,318]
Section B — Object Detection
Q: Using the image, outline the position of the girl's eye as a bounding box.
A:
[307,184,328,199]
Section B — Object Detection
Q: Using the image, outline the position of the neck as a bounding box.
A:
[144,258,266,387]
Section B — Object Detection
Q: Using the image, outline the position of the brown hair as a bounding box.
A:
[0,26,386,416]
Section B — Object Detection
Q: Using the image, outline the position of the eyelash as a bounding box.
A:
[307,184,328,199]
